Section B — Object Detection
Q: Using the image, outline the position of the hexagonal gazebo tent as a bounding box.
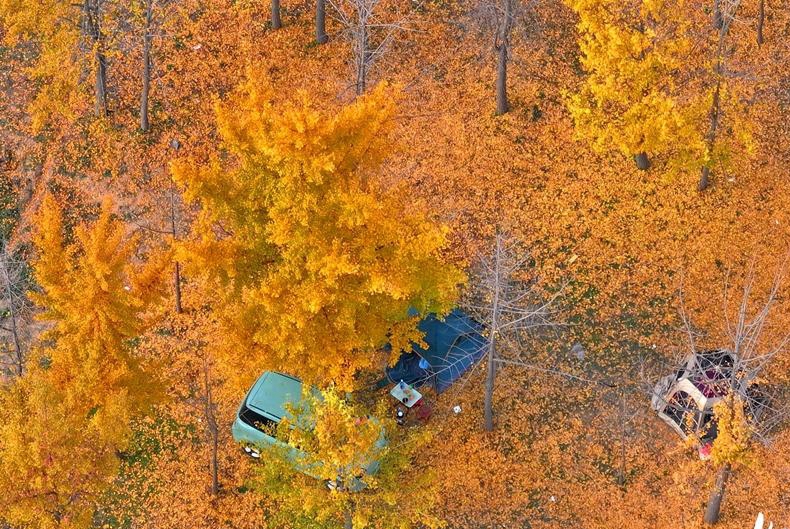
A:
[650,349,754,459]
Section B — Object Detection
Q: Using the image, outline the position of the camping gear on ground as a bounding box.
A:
[390,381,422,408]
[412,398,433,424]
[391,381,432,426]
[395,405,407,425]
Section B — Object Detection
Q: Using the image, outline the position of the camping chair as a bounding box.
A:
[412,398,433,424]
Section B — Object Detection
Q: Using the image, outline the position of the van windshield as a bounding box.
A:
[239,402,279,436]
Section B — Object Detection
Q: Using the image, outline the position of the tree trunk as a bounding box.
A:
[7,297,23,377]
[203,357,219,496]
[0,253,24,377]
[699,81,721,192]
[140,0,153,132]
[95,50,108,116]
[271,0,282,29]
[210,421,219,495]
[355,22,369,96]
[173,262,183,314]
[343,499,356,529]
[315,0,328,43]
[712,0,723,29]
[634,152,650,170]
[169,190,183,314]
[484,331,498,431]
[617,387,627,486]
[495,43,508,115]
[484,235,503,431]
[704,463,731,524]
[494,0,513,116]
[700,0,740,193]
[756,0,765,46]
[699,167,711,192]
[83,0,107,116]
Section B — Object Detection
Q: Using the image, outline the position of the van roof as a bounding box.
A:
[246,371,303,421]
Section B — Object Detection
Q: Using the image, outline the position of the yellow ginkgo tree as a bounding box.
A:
[172,77,463,391]
[702,396,755,525]
[565,0,705,171]
[30,194,164,412]
[0,369,127,529]
[255,388,442,529]
[0,195,166,529]
[0,0,111,129]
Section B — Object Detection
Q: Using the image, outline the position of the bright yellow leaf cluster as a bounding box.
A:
[711,396,755,468]
[256,387,442,529]
[0,369,130,529]
[283,389,386,484]
[30,195,160,411]
[565,0,705,163]
[0,0,89,130]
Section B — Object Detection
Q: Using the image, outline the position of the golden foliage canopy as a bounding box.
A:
[0,196,165,529]
[256,387,442,529]
[711,396,755,468]
[172,79,463,390]
[31,194,162,411]
[565,0,705,163]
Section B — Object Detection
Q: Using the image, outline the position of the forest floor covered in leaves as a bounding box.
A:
[2,0,790,527]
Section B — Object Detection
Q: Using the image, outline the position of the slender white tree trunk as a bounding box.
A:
[484,234,503,431]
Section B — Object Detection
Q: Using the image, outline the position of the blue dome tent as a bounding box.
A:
[385,309,489,393]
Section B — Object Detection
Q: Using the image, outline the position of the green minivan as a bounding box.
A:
[231,371,303,458]
[230,371,385,490]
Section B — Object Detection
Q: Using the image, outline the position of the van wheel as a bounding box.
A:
[242,445,261,459]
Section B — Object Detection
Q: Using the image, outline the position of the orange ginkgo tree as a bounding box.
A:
[0,0,115,129]
[0,195,166,529]
[172,77,464,391]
